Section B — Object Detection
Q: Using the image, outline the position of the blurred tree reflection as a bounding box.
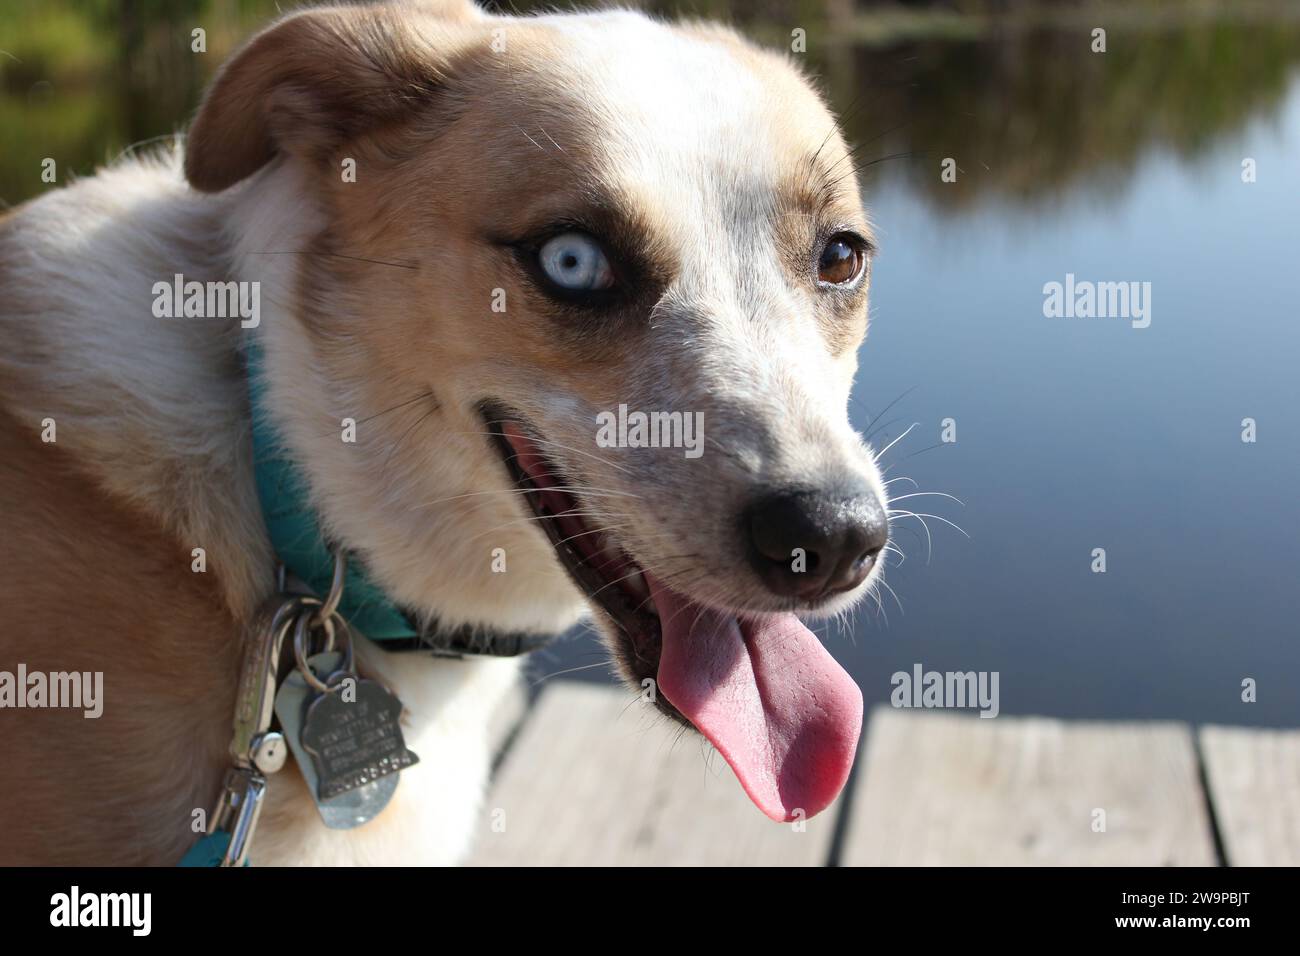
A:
[2,0,1298,210]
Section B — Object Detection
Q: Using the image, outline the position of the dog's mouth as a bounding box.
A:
[484,407,863,822]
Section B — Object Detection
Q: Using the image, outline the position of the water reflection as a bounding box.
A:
[5,2,1300,210]
[834,18,1300,210]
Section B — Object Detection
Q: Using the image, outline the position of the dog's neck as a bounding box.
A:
[244,333,558,656]
[227,159,586,638]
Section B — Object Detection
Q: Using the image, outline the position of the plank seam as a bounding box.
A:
[1192,726,1229,868]
[488,688,539,777]
[826,727,871,867]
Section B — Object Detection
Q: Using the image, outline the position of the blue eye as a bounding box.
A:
[537,232,614,291]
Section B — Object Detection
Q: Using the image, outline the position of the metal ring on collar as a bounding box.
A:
[293,606,354,694]
[311,547,348,629]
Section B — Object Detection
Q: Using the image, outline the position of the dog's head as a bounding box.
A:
[188,0,887,821]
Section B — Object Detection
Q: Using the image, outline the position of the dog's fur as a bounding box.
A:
[0,0,884,864]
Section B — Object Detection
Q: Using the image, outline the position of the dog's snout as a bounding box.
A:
[745,489,887,602]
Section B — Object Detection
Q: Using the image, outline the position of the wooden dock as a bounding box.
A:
[469,682,1300,866]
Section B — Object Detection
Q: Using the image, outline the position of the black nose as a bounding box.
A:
[745,489,888,601]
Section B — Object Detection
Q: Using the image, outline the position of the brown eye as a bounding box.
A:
[817,234,864,285]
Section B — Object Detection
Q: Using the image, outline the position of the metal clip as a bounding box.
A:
[210,596,303,866]
[229,594,312,767]
[209,550,350,866]
[210,767,268,867]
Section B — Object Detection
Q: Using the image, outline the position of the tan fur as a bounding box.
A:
[0,408,236,864]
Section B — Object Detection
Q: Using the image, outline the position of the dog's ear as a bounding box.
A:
[185,2,483,192]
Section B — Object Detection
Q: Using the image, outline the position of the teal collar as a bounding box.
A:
[246,339,418,640]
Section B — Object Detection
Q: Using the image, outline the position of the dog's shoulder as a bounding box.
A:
[0,145,273,619]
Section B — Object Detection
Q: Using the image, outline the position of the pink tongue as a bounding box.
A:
[649,576,863,822]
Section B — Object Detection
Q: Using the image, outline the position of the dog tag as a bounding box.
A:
[274,652,417,829]
[301,675,419,799]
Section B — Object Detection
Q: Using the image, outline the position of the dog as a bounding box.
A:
[0,0,889,865]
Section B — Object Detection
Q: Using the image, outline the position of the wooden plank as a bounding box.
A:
[469,682,838,866]
[842,707,1216,866]
[1200,725,1300,866]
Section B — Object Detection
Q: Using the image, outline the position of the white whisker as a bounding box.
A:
[872,422,918,464]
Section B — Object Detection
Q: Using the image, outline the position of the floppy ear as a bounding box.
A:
[185,2,482,193]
